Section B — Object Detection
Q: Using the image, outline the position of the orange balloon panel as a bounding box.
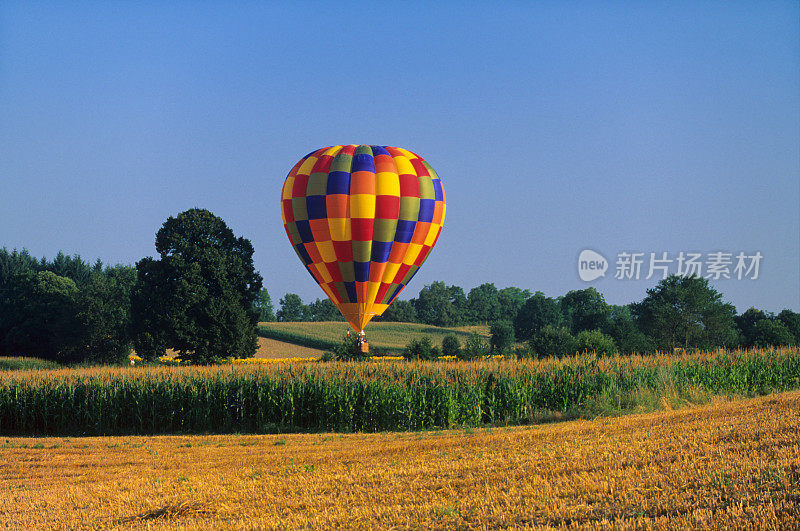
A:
[281,145,446,331]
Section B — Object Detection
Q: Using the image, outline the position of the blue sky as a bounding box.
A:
[1,1,798,312]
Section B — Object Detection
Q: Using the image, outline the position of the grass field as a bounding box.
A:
[0,357,60,371]
[1,390,797,529]
[257,321,490,354]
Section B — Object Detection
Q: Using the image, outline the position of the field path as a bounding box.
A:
[1,391,798,529]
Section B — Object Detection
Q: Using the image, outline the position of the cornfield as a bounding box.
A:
[1,348,798,436]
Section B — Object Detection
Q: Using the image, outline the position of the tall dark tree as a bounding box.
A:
[413,281,467,327]
[466,283,501,323]
[561,287,612,334]
[778,310,800,344]
[305,298,343,321]
[47,251,93,285]
[448,285,469,325]
[603,305,654,354]
[131,209,262,363]
[631,275,738,351]
[276,293,306,322]
[67,266,137,363]
[513,292,563,341]
[735,308,768,347]
[489,321,515,354]
[0,271,79,360]
[130,257,172,359]
[497,287,532,323]
[377,299,418,322]
[749,319,796,347]
[0,248,40,292]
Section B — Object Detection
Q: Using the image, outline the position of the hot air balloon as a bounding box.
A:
[280,145,446,334]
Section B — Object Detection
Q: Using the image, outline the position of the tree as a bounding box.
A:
[130,257,172,360]
[441,334,461,357]
[0,271,79,361]
[47,251,93,285]
[466,283,501,323]
[459,332,489,360]
[305,298,343,321]
[276,293,306,322]
[413,281,467,327]
[130,208,263,363]
[254,288,275,322]
[403,336,439,360]
[497,287,532,323]
[735,308,768,347]
[778,310,800,344]
[604,305,654,354]
[575,329,617,355]
[377,299,418,322]
[749,319,796,347]
[631,275,738,351]
[489,321,515,354]
[67,266,136,364]
[513,292,563,341]
[528,325,577,359]
[561,287,612,334]
[0,248,39,292]
[0,250,138,364]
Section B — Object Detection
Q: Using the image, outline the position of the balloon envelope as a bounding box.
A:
[280,145,446,331]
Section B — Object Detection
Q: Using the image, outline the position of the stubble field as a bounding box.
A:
[2,390,798,529]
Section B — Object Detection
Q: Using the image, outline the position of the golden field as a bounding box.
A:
[252,337,323,359]
[146,337,324,362]
[1,390,798,529]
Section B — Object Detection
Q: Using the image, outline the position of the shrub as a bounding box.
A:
[441,334,461,357]
[459,332,489,360]
[575,329,618,356]
[330,333,367,361]
[490,321,515,354]
[404,336,439,360]
[529,325,578,358]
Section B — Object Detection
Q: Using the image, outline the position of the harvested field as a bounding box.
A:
[1,391,798,529]
[253,337,323,359]
[135,337,323,362]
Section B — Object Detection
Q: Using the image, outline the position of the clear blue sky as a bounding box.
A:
[1,1,798,313]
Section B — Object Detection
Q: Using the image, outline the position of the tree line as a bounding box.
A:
[275,277,800,357]
[2,207,798,364]
[1,209,262,364]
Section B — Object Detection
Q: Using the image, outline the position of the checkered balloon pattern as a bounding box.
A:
[281,145,446,332]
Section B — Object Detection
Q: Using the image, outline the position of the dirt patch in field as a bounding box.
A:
[133,337,323,361]
[253,337,323,359]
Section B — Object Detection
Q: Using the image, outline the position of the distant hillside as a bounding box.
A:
[257,322,490,355]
